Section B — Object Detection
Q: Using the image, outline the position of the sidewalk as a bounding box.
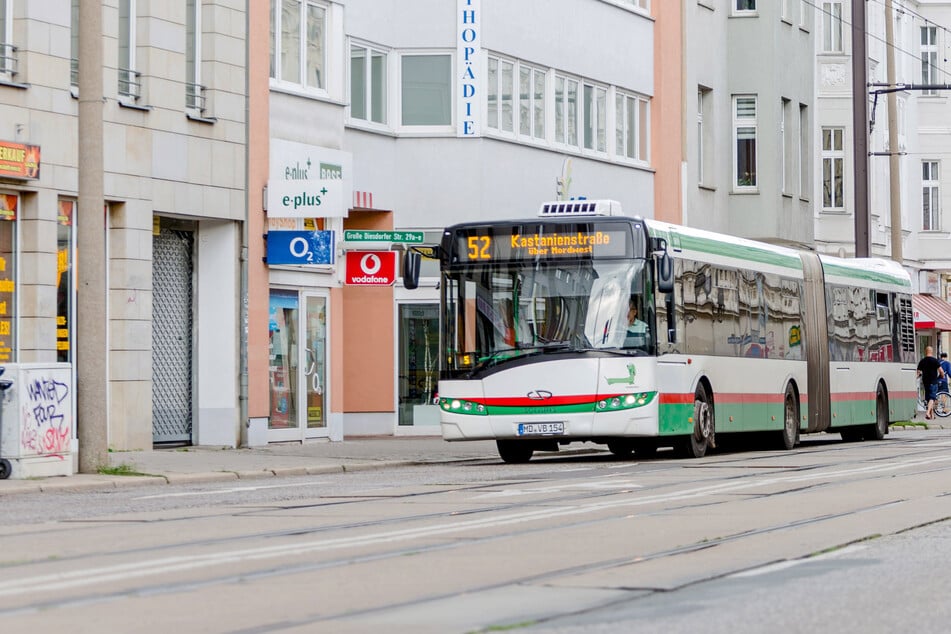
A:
[0,436,502,497]
[1,423,946,497]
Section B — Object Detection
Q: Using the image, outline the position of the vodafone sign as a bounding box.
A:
[345,251,398,286]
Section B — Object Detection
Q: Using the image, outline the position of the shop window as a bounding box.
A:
[268,291,299,429]
[57,200,75,362]
[0,193,16,362]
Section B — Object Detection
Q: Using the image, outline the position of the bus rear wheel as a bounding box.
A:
[680,384,714,458]
[496,440,534,464]
[866,385,888,441]
[606,440,634,458]
[779,384,800,450]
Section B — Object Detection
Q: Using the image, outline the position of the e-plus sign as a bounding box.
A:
[320,187,328,195]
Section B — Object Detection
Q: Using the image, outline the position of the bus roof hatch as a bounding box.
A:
[537,199,624,217]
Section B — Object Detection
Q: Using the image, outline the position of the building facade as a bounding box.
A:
[654,0,816,246]
[0,0,246,471]
[248,0,656,441]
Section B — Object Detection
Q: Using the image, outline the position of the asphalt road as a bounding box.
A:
[1,430,950,633]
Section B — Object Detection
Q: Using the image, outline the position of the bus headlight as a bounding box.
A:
[439,397,488,416]
[595,392,657,412]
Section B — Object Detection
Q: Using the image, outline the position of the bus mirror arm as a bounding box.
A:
[666,293,677,344]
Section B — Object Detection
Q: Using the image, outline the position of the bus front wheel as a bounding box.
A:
[680,384,714,458]
[497,440,534,464]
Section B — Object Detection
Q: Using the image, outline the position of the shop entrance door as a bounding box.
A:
[397,303,440,429]
[152,226,195,444]
[268,290,329,441]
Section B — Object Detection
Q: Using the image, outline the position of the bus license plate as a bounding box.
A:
[518,422,565,436]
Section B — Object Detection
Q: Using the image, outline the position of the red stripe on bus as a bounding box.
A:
[830,392,875,402]
[660,392,784,405]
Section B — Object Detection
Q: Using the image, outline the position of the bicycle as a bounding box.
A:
[935,387,951,418]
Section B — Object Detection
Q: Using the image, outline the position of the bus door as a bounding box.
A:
[800,252,830,432]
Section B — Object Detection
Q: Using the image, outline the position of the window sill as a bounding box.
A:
[119,99,152,111]
[698,184,716,192]
[730,188,759,195]
[698,0,715,11]
[269,82,345,106]
[819,209,848,215]
[781,192,793,199]
[186,111,217,124]
[0,78,28,90]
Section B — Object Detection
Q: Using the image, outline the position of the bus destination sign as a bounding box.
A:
[456,226,631,262]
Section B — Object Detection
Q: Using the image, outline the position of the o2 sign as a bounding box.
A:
[345,251,397,285]
[266,230,335,265]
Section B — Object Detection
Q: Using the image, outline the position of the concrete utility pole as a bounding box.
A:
[885,0,903,263]
[852,0,870,258]
[77,1,108,472]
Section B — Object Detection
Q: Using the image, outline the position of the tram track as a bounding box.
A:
[2,443,951,618]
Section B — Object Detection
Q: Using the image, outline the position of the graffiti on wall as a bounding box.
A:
[19,368,72,457]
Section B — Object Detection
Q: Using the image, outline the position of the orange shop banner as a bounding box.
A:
[0,140,41,180]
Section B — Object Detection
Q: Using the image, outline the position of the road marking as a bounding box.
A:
[2,454,947,599]
[475,479,644,498]
[729,545,868,578]
[135,481,327,500]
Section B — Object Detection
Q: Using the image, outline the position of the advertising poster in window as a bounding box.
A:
[57,200,74,362]
[0,193,16,362]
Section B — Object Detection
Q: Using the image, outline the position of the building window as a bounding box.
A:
[0,0,16,80]
[799,104,808,197]
[555,75,579,148]
[57,200,75,362]
[923,161,940,231]
[70,0,78,88]
[519,65,546,141]
[583,83,607,152]
[401,54,451,126]
[733,95,757,189]
[118,0,141,101]
[735,0,755,13]
[0,192,16,363]
[350,43,387,125]
[822,1,843,53]
[271,0,326,91]
[186,0,206,113]
[781,0,790,21]
[616,91,645,162]
[697,88,712,185]
[611,0,649,10]
[822,127,845,211]
[781,98,791,193]
[487,56,514,134]
[921,26,938,96]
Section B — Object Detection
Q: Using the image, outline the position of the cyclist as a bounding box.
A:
[917,346,945,420]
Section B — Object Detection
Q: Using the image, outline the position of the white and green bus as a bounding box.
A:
[436,200,918,463]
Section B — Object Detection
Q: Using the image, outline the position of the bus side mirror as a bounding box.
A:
[403,250,421,290]
[657,252,674,294]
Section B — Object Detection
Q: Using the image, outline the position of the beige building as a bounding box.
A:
[0,1,246,475]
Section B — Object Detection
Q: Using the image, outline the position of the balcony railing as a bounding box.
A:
[0,42,18,79]
[118,67,141,101]
[186,82,206,113]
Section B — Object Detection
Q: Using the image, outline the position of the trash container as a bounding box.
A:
[0,366,13,480]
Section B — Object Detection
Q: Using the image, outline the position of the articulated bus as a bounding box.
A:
[436,200,917,463]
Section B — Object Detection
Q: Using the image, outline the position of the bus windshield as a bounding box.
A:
[442,259,654,377]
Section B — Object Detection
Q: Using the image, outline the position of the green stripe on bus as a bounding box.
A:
[674,233,802,270]
[820,262,910,288]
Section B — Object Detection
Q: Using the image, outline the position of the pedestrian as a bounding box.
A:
[916,346,944,420]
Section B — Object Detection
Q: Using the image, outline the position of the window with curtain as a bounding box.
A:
[733,95,757,189]
[583,83,607,152]
[186,0,206,112]
[822,127,845,211]
[923,161,940,231]
[270,0,326,91]
[486,56,514,134]
[822,1,842,53]
[736,0,755,12]
[921,26,938,96]
[555,74,579,148]
[615,91,645,161]
[518,65,545,141]
[401,54,451,126]
[350,43,387,124]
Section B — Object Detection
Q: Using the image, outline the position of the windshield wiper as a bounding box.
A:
[466,343,574,376]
